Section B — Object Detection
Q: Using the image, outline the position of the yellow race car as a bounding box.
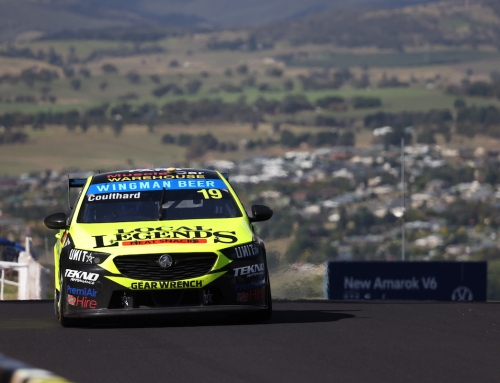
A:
[44,168,273,326]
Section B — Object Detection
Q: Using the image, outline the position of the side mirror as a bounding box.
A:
[249,205,273,222]
[44,213,68,230]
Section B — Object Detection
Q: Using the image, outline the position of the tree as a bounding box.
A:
[99,81,108,91]
[20,68,36,88]
[258,83,270,91]
[417,129,436,144]
[47,47,64,66]
[236,64,248,75]
[150,74,161,84]
[316,96,345,108]
[467,81,494,97]
[240,76,256,87]
[80,118,89,133]
[355,73,371,88]
[283,79,294,91]
[352,96,382,109]
[185,141,207,160]
[266,67,283,77]
[63,67,75,78]
[112,116,124,136]
[152,83,184,98]
[32,113,46,131]
[147,120,155,134]
[454,99,467,109]
[285,232,318,264]
[101,63,118,74]
[281,94,312,113]
[162,134,175,144]
[126,71,141,84]
[79,68,91,78]
[67,46,79,65]
[64,110,79,131]
[70,79,81,91]
[186,79,202,94]
[383,126,412,147]
[339,131,355,146]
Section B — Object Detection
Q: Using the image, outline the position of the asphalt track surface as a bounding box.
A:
[0,300,499,383]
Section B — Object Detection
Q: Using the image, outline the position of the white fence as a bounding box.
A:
[0,238,49,300]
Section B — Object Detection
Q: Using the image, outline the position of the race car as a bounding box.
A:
[44,167,273,327]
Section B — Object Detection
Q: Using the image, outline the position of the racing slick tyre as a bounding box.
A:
[57,273,80,327]
[54,288,59,317]
[248,273,272,323]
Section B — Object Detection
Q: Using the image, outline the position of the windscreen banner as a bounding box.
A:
[324,261,487,301]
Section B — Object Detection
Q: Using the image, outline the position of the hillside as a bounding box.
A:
[0,0,437,42]
[87,0,438,28]
[0,0,142,42]
[251,1,500,50]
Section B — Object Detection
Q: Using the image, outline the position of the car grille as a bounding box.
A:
[113,253,218,281]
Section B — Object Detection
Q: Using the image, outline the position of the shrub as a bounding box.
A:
[101,63,118,74]
[352,96,382,109]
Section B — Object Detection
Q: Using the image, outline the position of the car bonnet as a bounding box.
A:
[69,217,254,255]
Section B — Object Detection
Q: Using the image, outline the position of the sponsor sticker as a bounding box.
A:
[65,269,99,285]
[87,192,141,201]
[87,179,226,195]
[233,263,265,278]
[236,287,265,302]
[235,279,266,293]
[67,294,97,309]
[67,285,97,297]
[234,244,259,258]
[237,292,249,303]
[67,294,76,305]
[130,280,203,290]
[92,226,237,248]
[68,249,95,264]
[123,238,207,246]
[106,170,206,182]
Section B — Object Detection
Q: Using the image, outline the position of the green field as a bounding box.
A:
[288,50,500,68]
[1,30,500,116]
[0,123,314,176]
[2,81,500,117]
[2,16,500,177]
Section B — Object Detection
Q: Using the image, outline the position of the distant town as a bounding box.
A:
[2,134,500,272]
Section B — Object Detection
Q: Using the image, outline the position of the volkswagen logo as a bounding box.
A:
[451,286,474,301]
[158,254,173,268]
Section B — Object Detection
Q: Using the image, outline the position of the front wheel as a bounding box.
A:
[54,288,59,317]
[57,273,79,327]
[248,274,272,323]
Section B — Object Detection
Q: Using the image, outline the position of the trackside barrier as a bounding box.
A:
[0,353,72,383]
[0,262,27,300]
[324,261,487,301]
[0,238,50,300]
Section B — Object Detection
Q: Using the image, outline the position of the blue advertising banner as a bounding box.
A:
[324,261,487,301]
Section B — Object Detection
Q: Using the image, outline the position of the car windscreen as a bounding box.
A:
[77,180,242,223]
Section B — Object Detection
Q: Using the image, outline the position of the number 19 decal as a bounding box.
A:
[197,189,222,199]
